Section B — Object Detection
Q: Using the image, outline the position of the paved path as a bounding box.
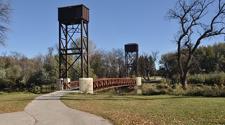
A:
[0,91,112,125]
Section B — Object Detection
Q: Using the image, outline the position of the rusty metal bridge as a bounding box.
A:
[65,78,136,91]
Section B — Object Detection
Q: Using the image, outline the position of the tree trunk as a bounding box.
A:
[180,74,188,89]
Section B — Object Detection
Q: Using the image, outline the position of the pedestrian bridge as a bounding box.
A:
[65,78,137,92]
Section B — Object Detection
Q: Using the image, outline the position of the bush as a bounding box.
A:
[41,84,57,93]
[31,84,57,94]
[169,84,186,95]
[0,78,16,91]
[141,83,225,97]
[142,83,172,95]
[171,84,225,97]
[185,86,205,96]
[32,86,41,94]
[0,78,9,89]
[188,72,225,86]
[188,74,205,84]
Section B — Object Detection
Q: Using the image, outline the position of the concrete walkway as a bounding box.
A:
[0,91,112,125]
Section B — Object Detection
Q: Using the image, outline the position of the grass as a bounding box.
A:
[0,92,38,113]
[62,94,225,125]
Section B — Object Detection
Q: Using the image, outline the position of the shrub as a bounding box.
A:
[0,78,8,89]
[169,84,186,95]
[0,78,16,91]
[32,86,41,94]
[31,84,57,94]
[184,86,205,96]
[174,84,225,97]
[188,74,205,84]
[142,83,172,95]
[188,72,225,86]
[142,83,225,97]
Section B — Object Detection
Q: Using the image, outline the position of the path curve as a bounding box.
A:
[0,91,112,125]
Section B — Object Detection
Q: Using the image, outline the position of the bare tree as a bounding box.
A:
[0,0,10,46]
[168,0,225,88]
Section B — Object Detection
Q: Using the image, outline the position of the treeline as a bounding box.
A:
[0,48,57,91]
[159,42,225,84]
[2,42,225,91]
[90,49,156,79]
[0,47,156,91]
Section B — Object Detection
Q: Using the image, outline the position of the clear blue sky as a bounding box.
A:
[0,0,224,58]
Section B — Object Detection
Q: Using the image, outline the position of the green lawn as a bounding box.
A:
[62,94,225,125]
[0,92,38,113]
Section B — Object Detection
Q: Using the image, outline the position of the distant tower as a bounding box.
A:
[124,43,138,77]
[58,4,89,79]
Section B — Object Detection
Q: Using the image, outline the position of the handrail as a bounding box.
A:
[69,78,136,91]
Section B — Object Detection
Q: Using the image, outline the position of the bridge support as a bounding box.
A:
[125,43,139,77]
[57,78,63,90]
[58,5,89,80]
[58,78,71,90]
[79,78,93,94]
[136,77,142,94]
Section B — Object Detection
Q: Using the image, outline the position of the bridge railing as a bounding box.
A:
[93,78,136,90]
[69,78,136,91]
[70,81,79,89]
